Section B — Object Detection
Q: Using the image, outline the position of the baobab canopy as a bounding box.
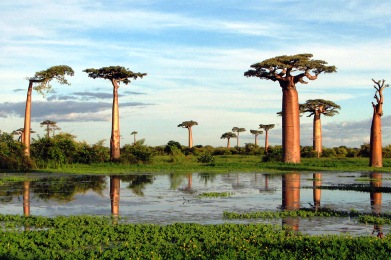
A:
[83,66,147,84]
[32,65,74,95]
[244,53,336,85]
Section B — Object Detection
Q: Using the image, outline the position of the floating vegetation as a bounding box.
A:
[302,184,391,193]
[223,208,349,219]
[197,191,234,198]
[0,214,390,259]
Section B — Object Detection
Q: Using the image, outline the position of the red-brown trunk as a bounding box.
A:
[23,82,33,158]
[227,138,230,148]
[313,112,322,158]
[188,127,193,148]
[313,173,321,210]
[370,173,382,214]
[265,130,269,154]
[254,134,258,146]
[111,81,121,161]
[282,173,300,231]
[282,87,300,163]
[370,114,382,167]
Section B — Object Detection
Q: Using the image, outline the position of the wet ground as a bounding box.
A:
[0,171,390,236]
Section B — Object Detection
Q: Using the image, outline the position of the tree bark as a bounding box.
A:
[313,111,322,158]
[370,114,382,167]
[313,173,321,210]
[110,80,121,161]
[236,133,240,147]
[22,81,33,158]
[254,134,258,146]
[281,85,300,163]
[265,130,269,154]
[188,127,193,148]
[227,138,230,148]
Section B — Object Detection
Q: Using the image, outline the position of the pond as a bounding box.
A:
[1,171,390,236]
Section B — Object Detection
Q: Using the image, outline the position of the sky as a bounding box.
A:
[1,0,391,148]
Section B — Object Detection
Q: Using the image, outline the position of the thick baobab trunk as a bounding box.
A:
[313,111,322,158]
[110,176,120,216]
[370,114,382,167]
[370,173,382,214]
[188,127,193,148]
[22,81,33,158]
[282,87,300,163]
[254,134,258,146]
[264,130,269,154]
[227,138,230,148]
[236,133,240,147]
[111,80,121,161]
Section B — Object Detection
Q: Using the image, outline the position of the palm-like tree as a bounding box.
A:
[40,120,58,138]
[299,99,340,158]
[83,66,147,161]
[232,127,246,147]
[250,130,263,146]
[369,79,388,167]
[177,120,198,148]
[221,132,237,148]
[131,131,138,145]
[259,124,275,154]
[12,128,35,142]
[245,54,336,163]
[22,65,74,157]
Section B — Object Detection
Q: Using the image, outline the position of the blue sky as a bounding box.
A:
[1,0,391,148]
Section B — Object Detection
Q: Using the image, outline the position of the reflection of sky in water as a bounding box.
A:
[0,172,390,236]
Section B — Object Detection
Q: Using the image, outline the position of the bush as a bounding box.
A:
[197,151,215,165]
[300,146,318,158]
[262,146,282,162]
[120,142,154,164]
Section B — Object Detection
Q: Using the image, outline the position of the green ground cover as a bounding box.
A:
[0,214,390,259]
[20,156,391,174]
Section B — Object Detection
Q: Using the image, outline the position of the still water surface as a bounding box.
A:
[1,171,390,236]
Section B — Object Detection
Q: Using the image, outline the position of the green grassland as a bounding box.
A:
[28,156,391,174]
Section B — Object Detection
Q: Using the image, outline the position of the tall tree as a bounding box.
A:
[40,120,58,138]
[250,129,263,146]
[369,79,388,167]
[221,132,237,148]
[299,99,340,158]
[131,131,138,145]
[245,54,336,163]
[177,120,198,148]
[22,65,74,158]
[232,127,246,147]
[83,66,147,161]
[259,124,275,154]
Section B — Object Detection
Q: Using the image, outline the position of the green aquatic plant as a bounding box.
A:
[197,191,234,198]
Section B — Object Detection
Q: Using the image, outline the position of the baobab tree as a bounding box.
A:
[177,120,198,148]
[232,127,246,147]
[131,131,138,145]
[259,124,275,154]
[369,79,388,167]
[299,99,340,158]
[245,54,336,163]
[221,132,237,148]
[40,120,59,138]
[22,65,74,157]
[84,66,147,161]
[250,129,263,146]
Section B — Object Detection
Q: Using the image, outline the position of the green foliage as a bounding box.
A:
[197,151,215,165]
[197,191,234,198]
[262,146,283,162]
[164,140,183,155]
[120,142,154,164]
[359,143,370,157]
[0,215,390,259]
[33,65,74,95]
[300,146,318,158]
[0,131,34,170]
[244,143,262,155]
[83,66,147,85]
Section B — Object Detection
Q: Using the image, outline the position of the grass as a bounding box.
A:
[23,156,391,175]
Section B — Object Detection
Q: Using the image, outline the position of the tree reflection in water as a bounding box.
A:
[282,172,300,231]
[370,172,383,238]
[313,173,322,210]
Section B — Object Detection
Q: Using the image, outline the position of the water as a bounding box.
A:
[1,171,390,236]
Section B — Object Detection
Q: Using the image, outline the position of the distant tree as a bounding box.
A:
[131,131,138,145]
[232,127,246,147]
[177,120,198,148]
[245,54,336,163]
[22,65,74,158]
[369,79,388,167]
[12,128,35,143]
[40,120,58,138]
[250,130,263,146]
[221,132,237,148]
[259,124,275,154]
[83,66,147,161]
[299,99,340,158]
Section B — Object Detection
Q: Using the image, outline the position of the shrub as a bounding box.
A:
[197,151,215,164]
[120,142,154,164]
